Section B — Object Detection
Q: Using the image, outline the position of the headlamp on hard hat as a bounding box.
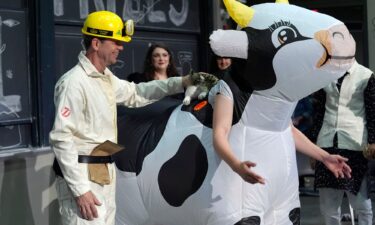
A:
[123,20,134,38]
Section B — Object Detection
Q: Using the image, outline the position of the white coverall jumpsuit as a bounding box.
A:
[50,51,184,225]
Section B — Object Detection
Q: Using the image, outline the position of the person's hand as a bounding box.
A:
[363,143,375,160]
[182,72,219,88]
[181,75,193,88]
[75,191,102,220]
[322,154,351,179]
[233,161,265,184]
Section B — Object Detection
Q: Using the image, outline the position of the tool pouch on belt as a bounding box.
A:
[83,140,124,185]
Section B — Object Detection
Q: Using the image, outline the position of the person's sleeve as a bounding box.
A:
[365,74,375,144]
[49,79,90,197]
[113,76,184,107]
[309,89,326,143]
[208,80,233,106]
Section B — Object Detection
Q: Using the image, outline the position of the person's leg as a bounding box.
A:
[104,165,116,225]
[263,185,300,225]
[55,176,84,225]
[319,188,344,225]
[346,178,373,225]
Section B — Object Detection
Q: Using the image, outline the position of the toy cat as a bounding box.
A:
[183,71,219,105]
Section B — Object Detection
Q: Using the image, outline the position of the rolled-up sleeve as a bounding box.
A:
[49,79,90,197]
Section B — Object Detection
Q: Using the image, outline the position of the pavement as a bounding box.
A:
[300,193,361,225]
[299,175,375,225]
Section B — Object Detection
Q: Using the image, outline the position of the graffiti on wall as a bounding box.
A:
[0,15,22,149]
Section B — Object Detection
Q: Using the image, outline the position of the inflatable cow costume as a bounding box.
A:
[115,0,355,224]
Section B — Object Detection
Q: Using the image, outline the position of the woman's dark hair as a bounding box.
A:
[209,54,221,74]
[209,53,232,80]
[143,43,179,81]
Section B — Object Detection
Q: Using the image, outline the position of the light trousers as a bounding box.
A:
[319,178,372,225]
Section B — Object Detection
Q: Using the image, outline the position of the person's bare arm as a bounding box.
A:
[213,94,265,184]
[292,125,351,178]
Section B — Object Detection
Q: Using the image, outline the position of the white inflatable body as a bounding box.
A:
[116,1,355,225]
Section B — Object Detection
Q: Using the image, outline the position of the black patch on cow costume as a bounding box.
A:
[241,27,277,91]
[116,75,251,175]
[223,74,252,125]
[158,135,208,207]
[289,208,300,225]
[181,74,252,127]
[181,99,214,128]
[240,25,308,91]
[234,216,261,225]
[116,97,180,174]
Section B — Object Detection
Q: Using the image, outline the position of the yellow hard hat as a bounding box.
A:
[82,11,134,42]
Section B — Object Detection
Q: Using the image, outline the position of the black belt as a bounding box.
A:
[78,155,114,164]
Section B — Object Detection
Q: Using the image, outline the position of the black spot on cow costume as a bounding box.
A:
[115,0,356,224]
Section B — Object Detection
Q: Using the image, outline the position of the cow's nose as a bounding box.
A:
[314,24,355,68]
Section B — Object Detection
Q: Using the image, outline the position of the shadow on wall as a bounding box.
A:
[0,154,62,225]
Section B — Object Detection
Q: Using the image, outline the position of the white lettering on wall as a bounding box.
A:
[54,0,188,27]
[169,0,188,27]
[147,0,166,23]
[0,15,23,149]
[54,0,64,17]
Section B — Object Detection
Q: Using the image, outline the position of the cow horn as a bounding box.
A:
[275,0,289,4]
[223,0,255,28]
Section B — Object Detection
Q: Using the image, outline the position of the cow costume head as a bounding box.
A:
[115,1,355,225]
[211,0,355,101]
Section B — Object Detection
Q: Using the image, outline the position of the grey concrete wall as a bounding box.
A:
[0,150,61,225]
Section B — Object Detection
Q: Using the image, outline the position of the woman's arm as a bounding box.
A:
[292,125,351,178]
[213,94,265,184]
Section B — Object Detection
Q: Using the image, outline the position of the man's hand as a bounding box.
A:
[322,154,351,179]
[182,75,193,88]
[75,191,102,220]
[181,72,219,88]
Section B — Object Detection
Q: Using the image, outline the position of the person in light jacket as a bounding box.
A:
[311,61,375,225]
[49,11,193,225]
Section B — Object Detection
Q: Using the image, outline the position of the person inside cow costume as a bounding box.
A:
[115,0,356,224]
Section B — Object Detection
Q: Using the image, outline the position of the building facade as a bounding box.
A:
[0,0,373,224]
